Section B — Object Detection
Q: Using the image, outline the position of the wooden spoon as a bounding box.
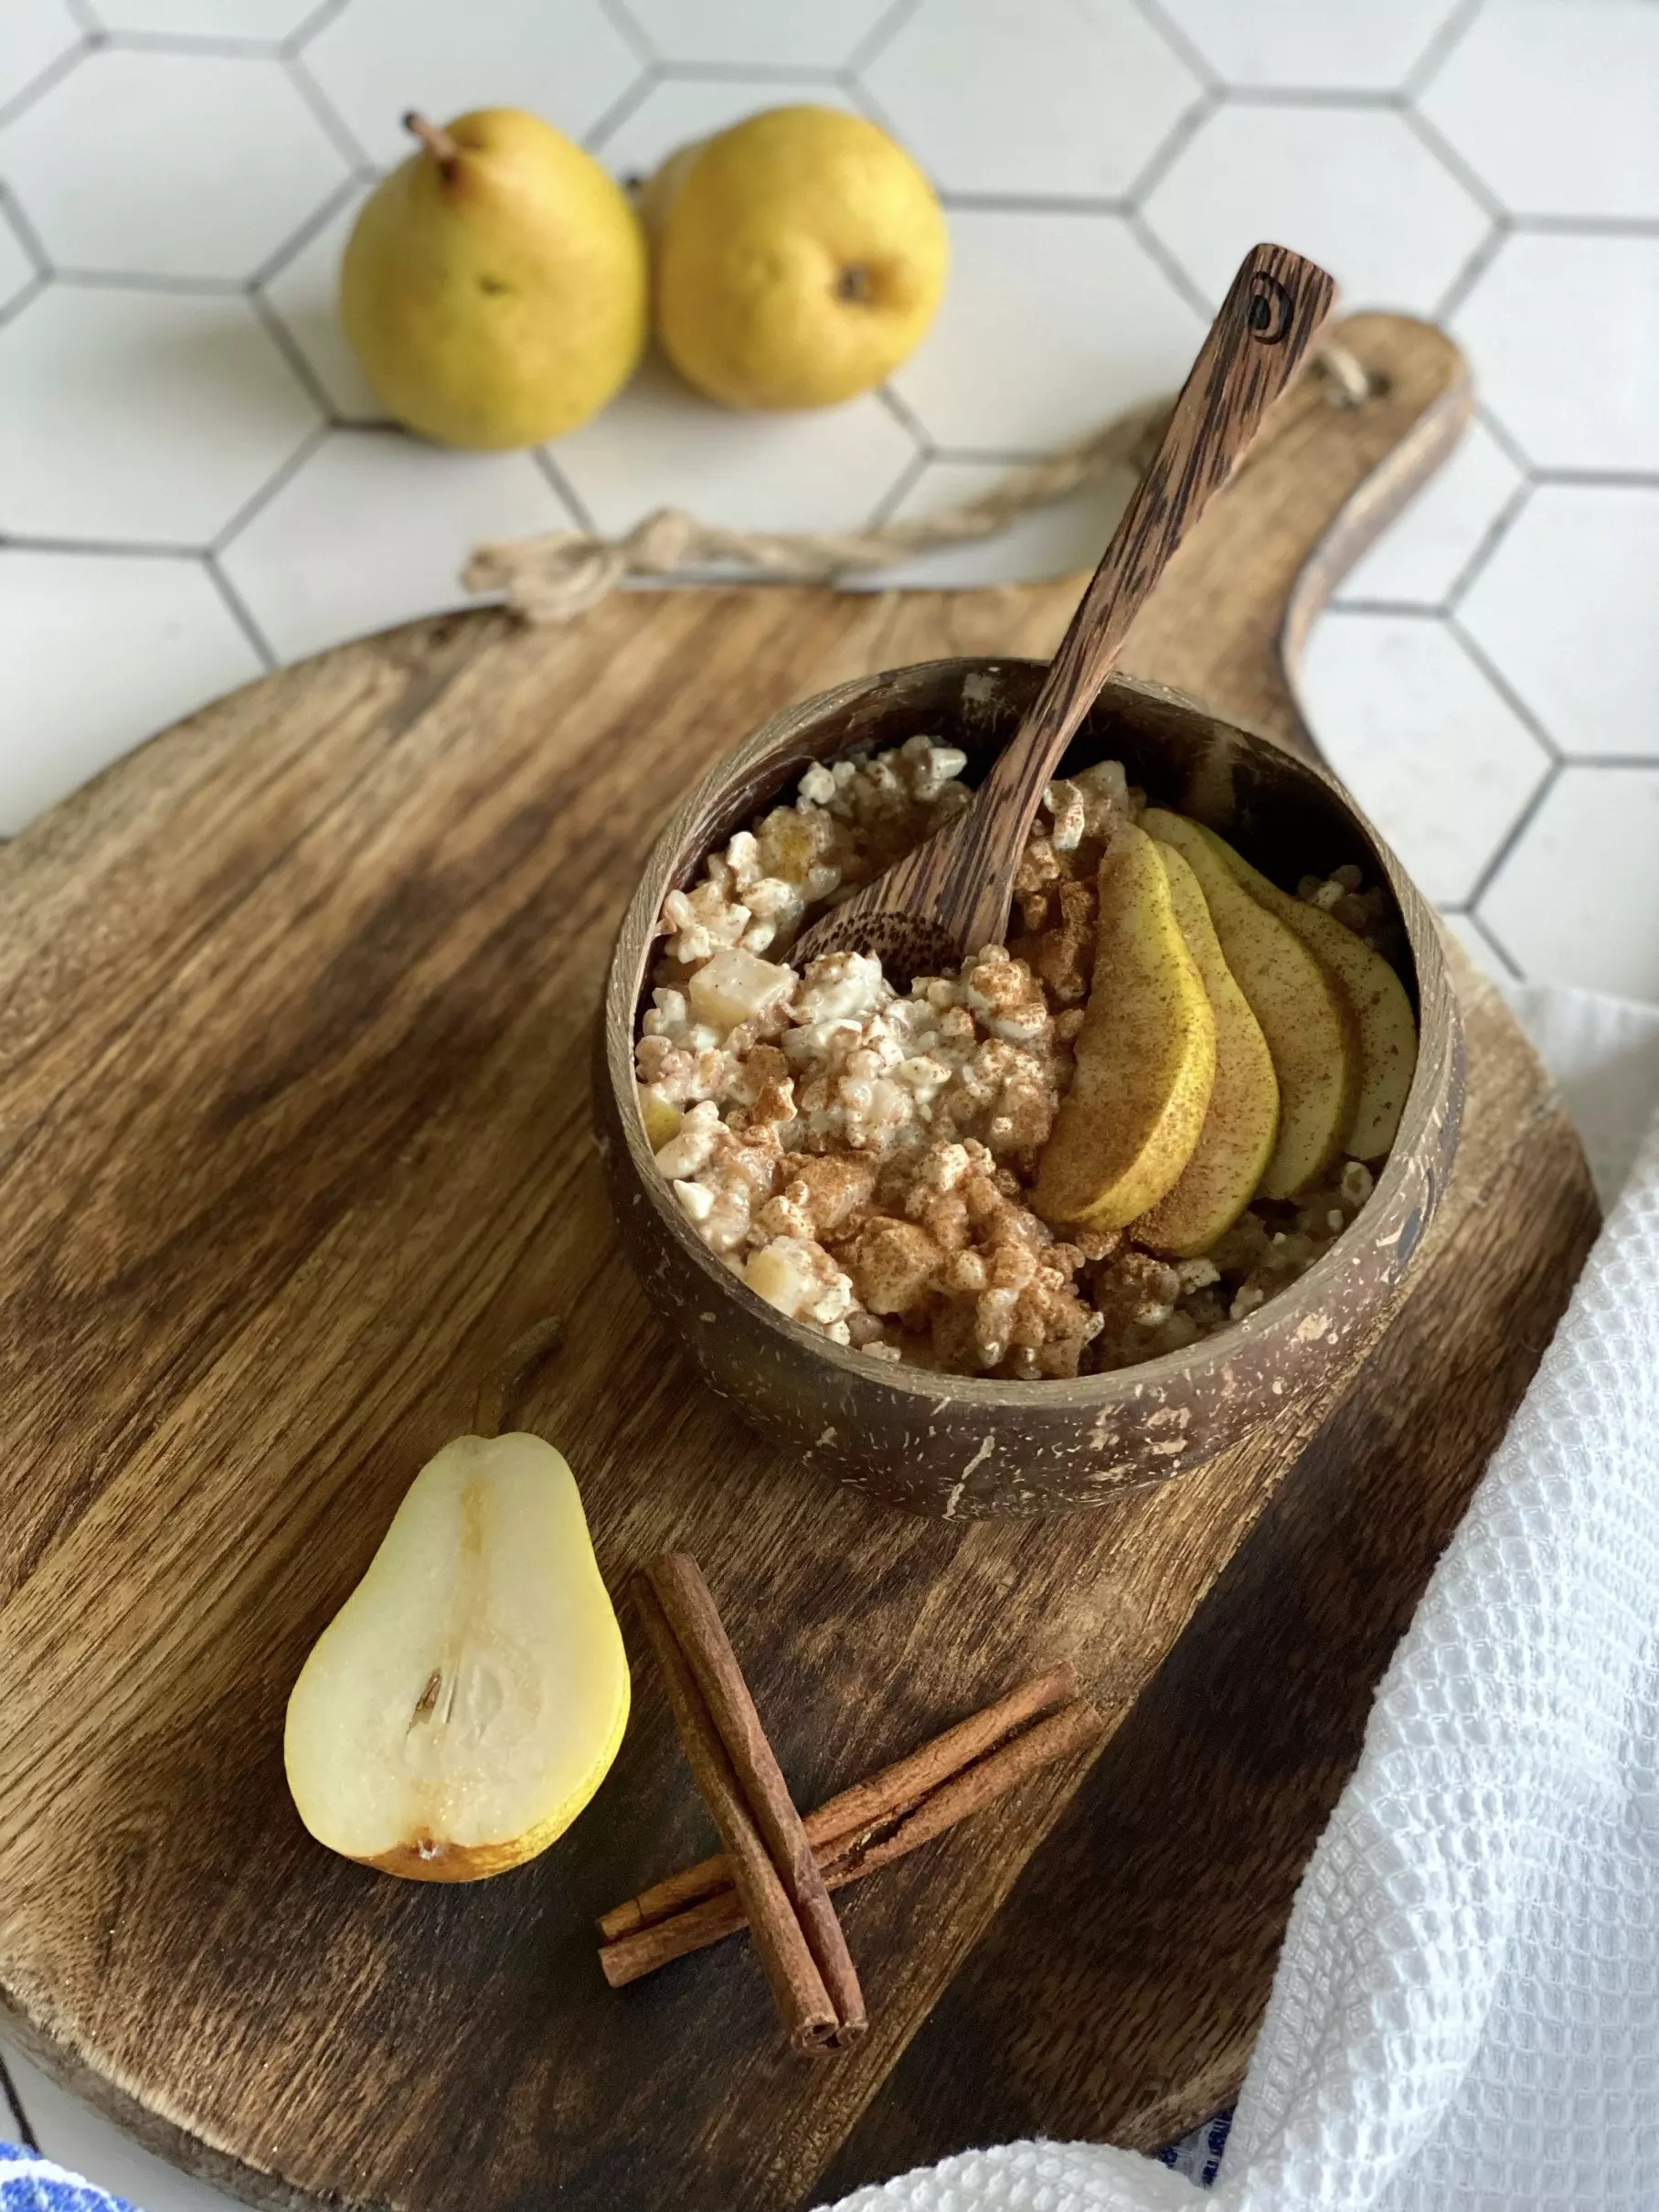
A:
[791,241,1336,982]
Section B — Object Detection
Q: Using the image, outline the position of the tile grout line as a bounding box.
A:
[862,444,931,532]
[1461,755,1563,914]
[531,448,597,536]
[0,272,48,331]
[1122,82,1220,208]
[0,184,52,280]
[0,36,91,132]
[283,48,373,173]
[1473,403,1535,478]
[844,0,924,77]
[1432,211,1513,329]
[247,170,366,292]
[282,0,355,56]
[873,380,933,456]
[204,550,281,671]
[1462,903,1526,984]
[1446,613,1564,766]
[247,289,343,425]
[581,63,659,157]
[596,0,657,69]
[1441,477,1534,614]
[1401,102,1507,226]
[207,418,333,559]
[1401,0,1487,101]
[94,30,289,56]
[1130,0,1224,95]
[1,532,212,558]
[1125,207,1215,322]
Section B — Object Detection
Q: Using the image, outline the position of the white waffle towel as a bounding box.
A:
[824,983,1659,2212]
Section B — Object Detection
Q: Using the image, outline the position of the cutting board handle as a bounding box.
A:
[1120,311,1472,762]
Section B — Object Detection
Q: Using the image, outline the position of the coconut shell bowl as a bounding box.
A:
[598,636,1462,1518]
[596,290,1471,1519]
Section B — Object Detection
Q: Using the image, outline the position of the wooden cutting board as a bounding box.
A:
[0,315,1598,2212]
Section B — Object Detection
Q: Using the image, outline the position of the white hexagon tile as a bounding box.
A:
[1418,0,1659,222]
[1459,485,1659,762]
[1153,0,1468,92]
[0,546,264,832]
[891,207,1207,449]
[0,284,323,541]
[1141,102,1494,314]
[3,47,353,280]
[1452,230,1659,475]
[860,0,1204,201]
[553,353,918,536]
[218,428,574,661]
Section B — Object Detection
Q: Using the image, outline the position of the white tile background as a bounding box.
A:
[2,1,1658,2199]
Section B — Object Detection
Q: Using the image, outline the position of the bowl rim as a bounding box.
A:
[603,655,1450,1409]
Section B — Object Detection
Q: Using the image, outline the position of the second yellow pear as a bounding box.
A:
[644,105,949,409]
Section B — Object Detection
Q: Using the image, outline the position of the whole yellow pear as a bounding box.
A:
[646,105,948,410]
[340,109,647,449]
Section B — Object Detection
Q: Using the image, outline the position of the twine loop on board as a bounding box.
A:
[463,341,1377,629]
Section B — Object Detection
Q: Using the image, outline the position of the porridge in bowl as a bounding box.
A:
[634,736,1413,1382]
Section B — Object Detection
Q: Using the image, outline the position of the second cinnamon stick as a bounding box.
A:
[600,1662,1078,1943]
[600,1695,1105,1988]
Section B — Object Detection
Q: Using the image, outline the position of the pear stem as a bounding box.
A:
[473,1316,565,1438]
[404,110,461,175]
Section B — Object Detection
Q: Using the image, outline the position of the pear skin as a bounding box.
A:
[1178,817,1418,1162]
[1142,810,1356,1200]
[649,106,948,409]
[340,110,647,449]
[1133,842,1280,1256]
[284,1433,630,1880]
[1034,820,1216,1229]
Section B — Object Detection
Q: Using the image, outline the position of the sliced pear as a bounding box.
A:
[1176,818,1418,1162]
[1133,841,1280,1256]
[1142,809,1356,1201]
[284,1433,629,1882]
[1034,819,1216,1228]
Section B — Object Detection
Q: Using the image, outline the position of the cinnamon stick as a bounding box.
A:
[599,1693,1105,1989]
[600,1662,1078,1941]
[631,1576,838,2054]
[642,1555,866,2048]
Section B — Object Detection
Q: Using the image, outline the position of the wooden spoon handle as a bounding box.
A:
[949,241,1335,952]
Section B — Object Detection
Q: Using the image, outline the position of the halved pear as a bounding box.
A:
[1133,842,1280,1257]
[1180,818,1418,1163]
[1034,819,1216,1228]
[284,1433,629,1882]
[1142,809,1356,1200]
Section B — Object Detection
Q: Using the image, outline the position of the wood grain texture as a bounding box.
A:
[0,314,1594,2212]
[794,243,1335,973]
